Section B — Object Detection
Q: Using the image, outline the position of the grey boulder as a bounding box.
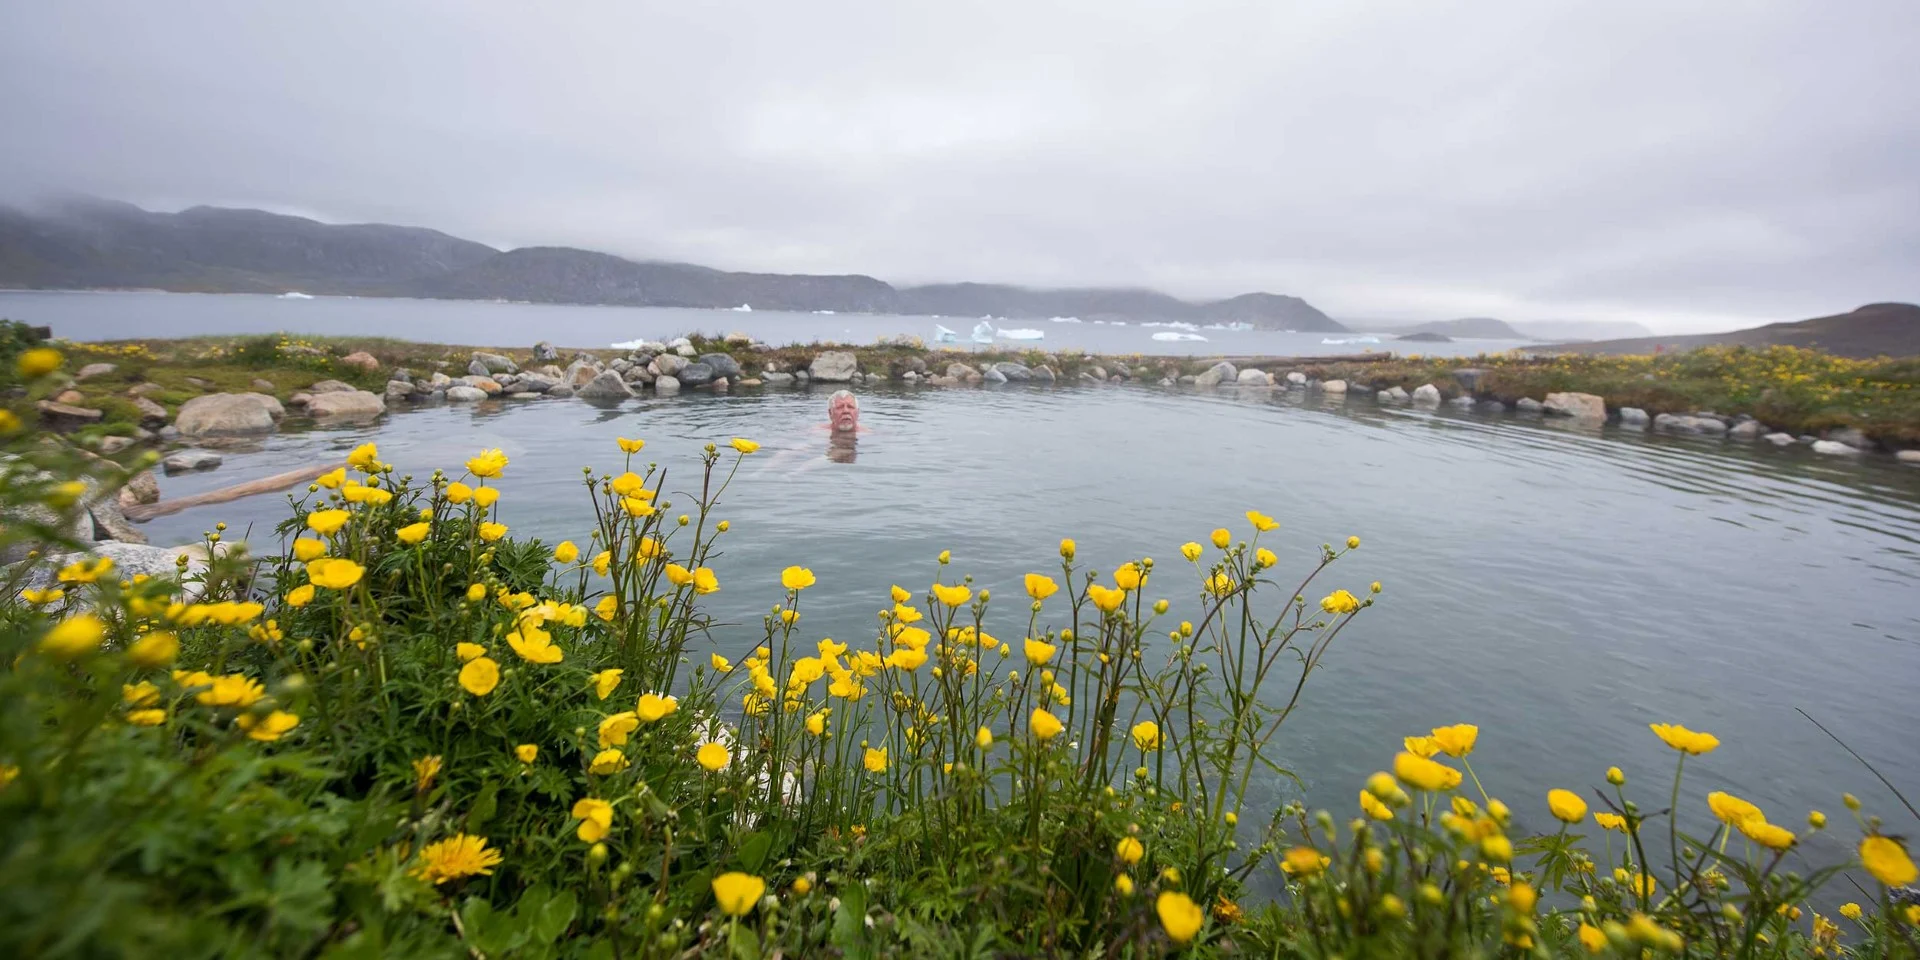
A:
[175,392,283,436]
[1194,362,1237,387]
[653,375,681,395]
[699,353,743,379]
[1411,384,1443,406]
[305,390,386,420]
[445,385,488,402]
[678,363,716,386]
[1542,392,1605,420]
[162,449,224,474]
[577,370,635,400]
[809,351,858,382]
[993,362,1033,382]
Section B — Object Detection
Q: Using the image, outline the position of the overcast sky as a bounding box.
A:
[2,1,1915,332]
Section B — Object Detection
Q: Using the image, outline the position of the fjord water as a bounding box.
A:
[0,290,1532,357]
[137,380,1920,863]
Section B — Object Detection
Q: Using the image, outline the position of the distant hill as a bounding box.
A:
[0,197,1337,329]
[1389,317,1524,339]
[1540,303,1920,359]
[1511,319,1654,341]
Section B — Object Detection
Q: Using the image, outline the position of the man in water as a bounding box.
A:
[824,390,865,463]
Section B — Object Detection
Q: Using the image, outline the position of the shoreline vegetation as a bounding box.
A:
[2,348,1919,955]
[10,325,1920,455]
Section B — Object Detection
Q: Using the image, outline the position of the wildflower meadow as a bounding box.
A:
[1,347,1916,958]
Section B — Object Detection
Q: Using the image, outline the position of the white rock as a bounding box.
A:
[1812,440,1862,456]
[1896,450,1920,464]
[1411,383,1442,405]
[1542,392,1606,420]
[809,351,858,382]
[1322,379,1347,394]
[304,389,386,420]
[174,392,283,436]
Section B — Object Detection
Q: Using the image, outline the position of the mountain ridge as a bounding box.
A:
[1538,303,1920,359]
[0,198,1342,330]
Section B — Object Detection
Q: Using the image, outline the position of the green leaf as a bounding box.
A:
[736,830,773,874]
[832,879,871,960]
[468,782,499,829]
[530,888,577,944]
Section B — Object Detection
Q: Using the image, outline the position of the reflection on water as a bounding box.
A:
[137,382,1920,873]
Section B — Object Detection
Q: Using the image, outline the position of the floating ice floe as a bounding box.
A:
[971,320,997,344]
[1049,316,1082,323]
[1202,321,1254,332]
[279,291,314,300]
[1152,331,1209,342]
[813,309,836,315]
[996,328,1045,341]
[1321,336,1381,345]
[934,324,959,343]
[732,304,753,312]
[1141,321,1199,330]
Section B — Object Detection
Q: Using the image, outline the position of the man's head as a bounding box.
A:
[828,390,859,432]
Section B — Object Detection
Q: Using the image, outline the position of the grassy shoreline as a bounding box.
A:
[14,329,1920,450]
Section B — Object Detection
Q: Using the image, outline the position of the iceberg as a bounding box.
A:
[934,324,959,343]
[1142,321,1199,330]
[732,304,753,312]
[1321,336,1381,345]
[996,328,1045,341]
[971,320,996,344]
[278,291,314,300]
[1049,316,1082,323]
[1152,331,1209,342]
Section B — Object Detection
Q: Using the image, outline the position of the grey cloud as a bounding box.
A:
[2,0,1915,332]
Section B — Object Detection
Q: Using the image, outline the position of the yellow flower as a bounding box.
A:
[1649,722,1720,755]
[413,755,443,791]
[1482,835,1513,863]
[1428,724,1477,757]
[236,710,300,742]
[1578,923,1607,953]
[314,467,347,490]
[283,582,317,608]
[306,557,365,590]
[395,522,430,545]
[1809,810,1827,829]
[616,437,646,454]
[127,709,167,727]
[347,442,380,471]
[1023,638,1056,665]
[588,748,628,775]
[1282,847,1328,877]
[635,693,678,722]
[306,509,350,536]
[1113,562,1143,591]
[1594,812,1628,832]
[591,669,623,700]
[56,556,114,584]
[1087,584,1125,612]
[445,481,472,504]
[781,566,816,590]
[710,653,733,672]
[610,471,648,497]
[411,834,502,885]
[975,726,994,749]
[466,448,509,478]
[712,871,765,916]
[1059,538,1076,560]
[123,681,161,706]
[729,438,760,454]
[472,487,500,510]
[515,744,538,763]
[698,742,730,771]
[619,496,653,517]
[1404,735,1439,758]
[1360,790,1395,820]
[1548,789,1588,823]
[464,582,487,602]
[39,614,105,659]
[1840,903,1862,921]
[1116,836,1144,864]
[885,647,927,671]
[552,540,579,564]
[572,797,614,842]
[1245,510,1278,532]
[17,347,63,377]
[598,712,641,748]
[1132,720,1161,751]
[1115,874,1135,896]
[19,587,64,606]
[1254,547,1276,569]
[864,746,888,772]
[1157,890,1205,944]
[1180,541,1203,561]
[1861,835,1918,886]
[1030,708,1064,741]
[589,551,612,577]
[1393,752,1462,791]
[1202,573,1236,597]
[692,567,719,594]
[1707,791,1764,827]
[1024,573,1058,600]
[1319,590,1360,615]
[477,522,507,542]
[459,657,500,695]
[666,564,693,587]
[890,584,911,603]
[127,630,178,667]
[931,582,971,607]
[453,642,487,663]
[1738,818,1796,851]
[635,536,664,559]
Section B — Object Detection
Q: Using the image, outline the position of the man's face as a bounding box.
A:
[830,398,859,431]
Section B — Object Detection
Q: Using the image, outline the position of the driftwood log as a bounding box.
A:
[125,462,342,522]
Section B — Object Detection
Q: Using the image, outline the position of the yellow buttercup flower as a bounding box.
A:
[1131,720,1161,751]
[315,467,347,490]
[127,709,167,727]
[127,630,178,667]
[396,522,430,545]
[591,668,623,700]
[307,557,365,590]
[620,496,654,518]
[411,834,502,885]
[1157,891,1204,944]
[692,568,720,594]
[413,755,443,792]
[1594,812,1628,832]
[864,746,888,772]
[292,538,327,561]
[975,726,994,749]
[20,587,63,606]
[1245,510,1278,532]
[477,522,508,542]
[17,347,63,377]
[1113,562,1143,591]
[1059,538,1076,560]
[1210,528,1232,549]
[473,487,500,508]
[592,551,612,576]
[515,744,538,763]
[1860,835,1917,886]
[1282,847,1328,877]
[1649,722,1720,755]
[459,657,500,695]
[347,442,380,471]
[445,481,473,504]
[1023,638,1056,665]
[1030,708,1064,742]
[729,438,759,454]
[1346,535,1360,549]
[1548,789,1588,823]
[1578,923,1607,953]
[1024,573,1058,600]
[1203,573,1236,597]
[1116,836,1144,864]
[1180,541,1203,561]
[1707,791,1764,827]
[931,583,971,607]
[1254,547,1276,569]
[610,472,648,497]
[455,642,487,662]
[572,798,613,842]
[1403,735,1439,758]
[712,871,765,916]
[1738,818,1796,851]
[616,437,646,454]
[1319,590,1360,615]
[635,693,678,722]
[1393,752,1462,792]
[1428,723,1478,757]
[39,614,105,660]
[306,509,350,536]
[553,540,579,564]
[780,566,816,590]
[1115,874,1135,896]
[1087,584,1125,612]
[286,584,316,607]
[588,748,628,775]
[236,710,300,742]
[466,448,509,478]
[507,629,563,664]
[698,741,730,771]
[598,712,640,748]
[1360,790,1394,820]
